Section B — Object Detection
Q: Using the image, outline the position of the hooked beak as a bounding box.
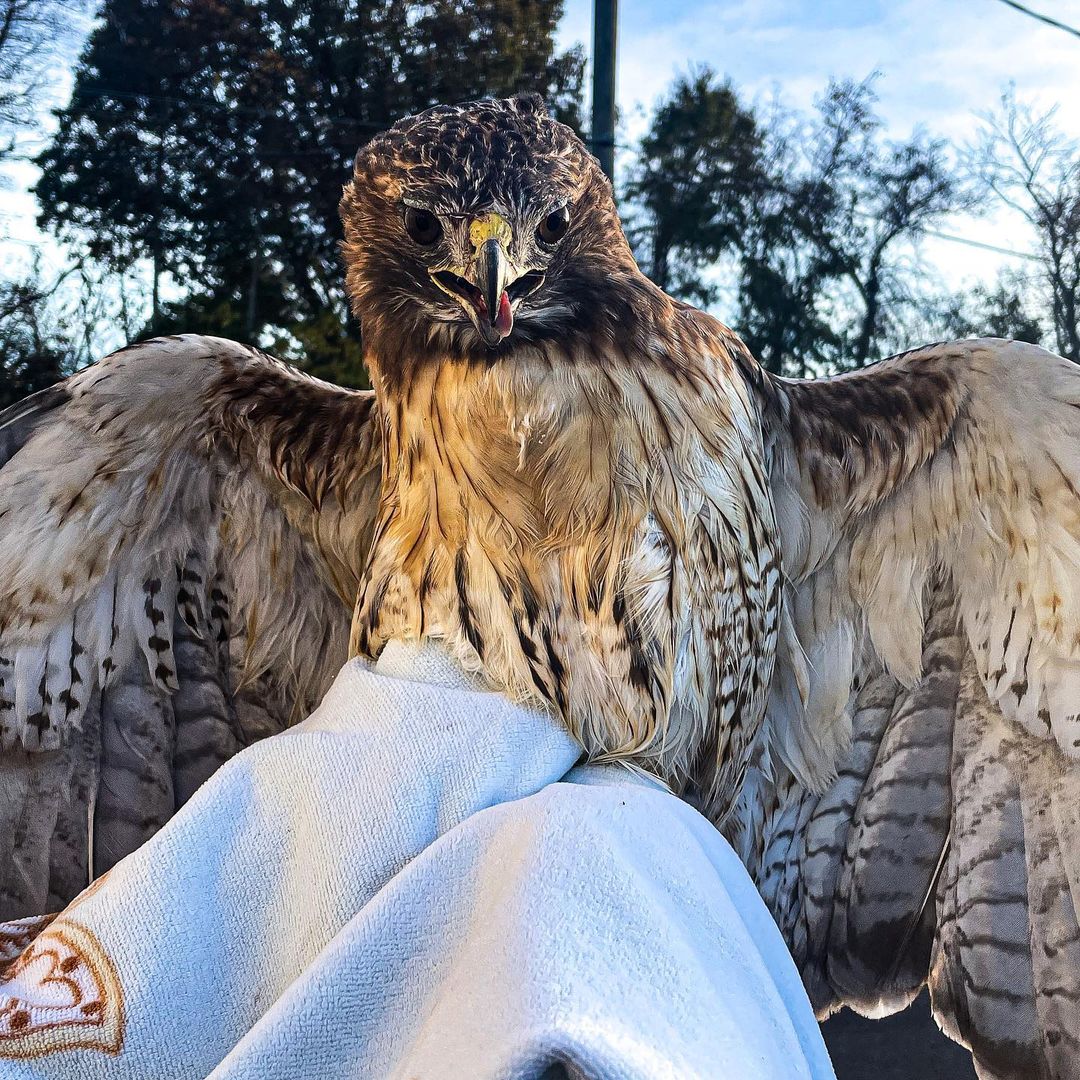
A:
[430,211,545,348]
[474,237,514,345]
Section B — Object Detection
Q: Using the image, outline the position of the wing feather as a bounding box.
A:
[737,338,1080,1078]
[0,334,381,917]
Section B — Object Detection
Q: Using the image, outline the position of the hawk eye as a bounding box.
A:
[537,205,570,245]
[404,207,442,246]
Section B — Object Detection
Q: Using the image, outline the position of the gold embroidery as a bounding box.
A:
[0,915,56,969]
[65,868,113,913]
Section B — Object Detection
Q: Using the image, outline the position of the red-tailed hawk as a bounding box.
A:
[0,95,1077,1079]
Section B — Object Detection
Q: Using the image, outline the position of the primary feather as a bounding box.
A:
[1,96,1078,1078]
[0,335,379,915]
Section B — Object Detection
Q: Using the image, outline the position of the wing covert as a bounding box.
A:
[736,338,1080,1079]
[0,334,381,917]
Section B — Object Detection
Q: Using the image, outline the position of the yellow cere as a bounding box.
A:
[468,212,513,250]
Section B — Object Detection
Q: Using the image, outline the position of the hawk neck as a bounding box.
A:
[348,330,774,793]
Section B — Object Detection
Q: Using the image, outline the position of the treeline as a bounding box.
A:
[626,72,1077,374]
[1,0,1078,398]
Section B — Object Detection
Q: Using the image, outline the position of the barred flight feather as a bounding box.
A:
[738,338,1080,1078]
[0,334,380,916]
[2,95,1079,1080]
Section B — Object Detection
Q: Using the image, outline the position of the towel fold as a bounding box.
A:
[0,642,834,1079]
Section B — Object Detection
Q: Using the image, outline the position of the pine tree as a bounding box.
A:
[35,0,583,384]
[624,69,763,305]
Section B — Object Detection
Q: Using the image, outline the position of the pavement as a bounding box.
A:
[822,991,977,1080]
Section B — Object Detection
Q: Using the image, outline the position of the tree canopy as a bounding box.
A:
[0,3,1076,401]
[629,75,972,373]
[623,69,763,305]
[35,0,584,384]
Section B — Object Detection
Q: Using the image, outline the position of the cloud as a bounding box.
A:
[8,2,1080,309]
[560,0,1080,290]
[565,0,1080,138]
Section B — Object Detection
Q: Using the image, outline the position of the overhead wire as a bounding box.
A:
[9,74,1045,265]
[920,228,1040,261]
[992,0,1080,39]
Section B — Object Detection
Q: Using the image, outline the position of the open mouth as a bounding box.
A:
[505,271,545,303]
[433,270,545,317]
[433,270,484,312]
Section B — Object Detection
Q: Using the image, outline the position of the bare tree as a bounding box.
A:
[974,91,1080,362]
[0,256,77,405]
[0,0,86,160]
[731,78,969,374]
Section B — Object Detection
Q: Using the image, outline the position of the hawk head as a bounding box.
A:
[340,95,636,377]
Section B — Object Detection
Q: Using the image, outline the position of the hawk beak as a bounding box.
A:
[474,237,513,343]
[468,212,515,345]
[430,212,546,348]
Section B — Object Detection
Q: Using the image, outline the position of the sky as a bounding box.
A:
[561,0,1080,141]
[4,0,1080,317]
[556,0,1080,290]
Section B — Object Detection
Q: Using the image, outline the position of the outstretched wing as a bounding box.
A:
[0,335,381,919]
[733,338,1080,1080]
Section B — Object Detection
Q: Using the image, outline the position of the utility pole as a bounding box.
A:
[591,0,617,180]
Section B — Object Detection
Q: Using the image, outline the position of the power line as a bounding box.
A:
[921,228,1041,261]
[993,0,1080,39]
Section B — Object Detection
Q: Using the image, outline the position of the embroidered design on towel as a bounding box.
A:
[0,918,124,1058]
[0,916,57,967]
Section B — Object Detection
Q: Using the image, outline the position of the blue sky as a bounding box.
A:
[5,1,1080,322]
[560,0,1080,141]
[557,0,1080,288]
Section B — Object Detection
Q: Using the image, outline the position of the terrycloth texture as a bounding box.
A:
[0,642,834,1079]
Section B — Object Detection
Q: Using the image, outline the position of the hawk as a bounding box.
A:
[0,94,1078,1079]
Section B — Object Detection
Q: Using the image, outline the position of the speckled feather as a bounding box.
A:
[2,97,1080,1079]
[0,335,380,915]
[738,338,1080,1080]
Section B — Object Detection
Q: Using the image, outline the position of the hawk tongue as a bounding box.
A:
[492,291,513,337]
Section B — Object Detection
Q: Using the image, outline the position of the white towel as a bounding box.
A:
[0,642,835,1079]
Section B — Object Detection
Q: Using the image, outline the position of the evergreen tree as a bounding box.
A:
[35,0,584,384]
[34,0,287,337]
[624,69,763,304]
